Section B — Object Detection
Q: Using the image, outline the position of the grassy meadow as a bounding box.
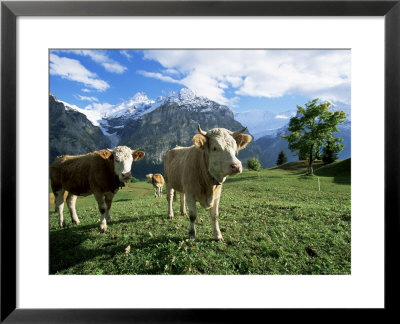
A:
[49,159,351,275]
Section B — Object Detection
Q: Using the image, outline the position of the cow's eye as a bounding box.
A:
[213,147,217,151]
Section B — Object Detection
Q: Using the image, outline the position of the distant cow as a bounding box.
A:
[50,146,145,232]
[164,124,251,241]
[146,173,165,198]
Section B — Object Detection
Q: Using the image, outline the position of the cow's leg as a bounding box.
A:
[104,192,114,224]
[180,193,187,216]
[210,197,223,241]
[166,185,174,219]
[55,189,65,228]
[159,185,163,198]
[154,186,157,198]
[66,193,80,225]
[94,192,108,232]
[187,196,197,240]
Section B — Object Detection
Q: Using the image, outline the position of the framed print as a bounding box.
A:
[1,0,399,322]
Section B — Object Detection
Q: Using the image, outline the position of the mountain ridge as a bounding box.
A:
[49,89,351,177]
[49,94,111,164]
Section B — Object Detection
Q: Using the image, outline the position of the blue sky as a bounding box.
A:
[49,49,351,114]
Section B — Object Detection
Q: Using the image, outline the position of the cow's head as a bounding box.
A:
[193,124,252,183]
[110,146,145,182]
[145,173,153,183]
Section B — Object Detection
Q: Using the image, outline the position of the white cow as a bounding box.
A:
[164,125,252,241]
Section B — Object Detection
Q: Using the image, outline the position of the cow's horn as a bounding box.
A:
[197,124,207,136]
[232,127,248,137]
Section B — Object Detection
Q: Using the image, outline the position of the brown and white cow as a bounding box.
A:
[164,124,251,241]
[50,146,145,232]
[146,173,165,198]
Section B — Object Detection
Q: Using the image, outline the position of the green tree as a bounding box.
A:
[282,99,346,175]
[298,148,308,161]
[130,177,140,183]
[276,150,288,165]
[247,157,261,171]
[322,137,343,164]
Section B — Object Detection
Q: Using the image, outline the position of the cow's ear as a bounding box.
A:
[132,150,145,161]
[105,148,114,160]
[234,134,252,151]
[193,134,207,149]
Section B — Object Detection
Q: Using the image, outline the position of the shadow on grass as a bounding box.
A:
[49,227,123,274]
[50,213,224,274]
[113,198,134,203]
[332,176,351,185]
[49,212,151,274]
[297,174,350,186]
[313,159,351,185]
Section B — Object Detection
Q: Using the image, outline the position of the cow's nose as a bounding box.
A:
[122,172,131,179]
[230,163,242,173]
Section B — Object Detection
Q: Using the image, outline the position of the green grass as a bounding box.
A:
[49,163,351,275]
[314,158,351,184]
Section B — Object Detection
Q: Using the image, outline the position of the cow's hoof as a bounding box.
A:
[100,224,107,233]
[59,221,66,228]
[188,231,196,240]
[74,221,81,225]
[167,215,173,220]
[214,235,224,242]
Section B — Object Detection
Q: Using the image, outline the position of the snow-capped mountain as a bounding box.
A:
[61,92,163,136]
[104,92,165,120]
[49,94,111,164]
[51,89,351,172]
[62,88,230,143]
[66,88,223,124]
[58,89,352,148]
[164,88,223,112]
[50,90,262,178]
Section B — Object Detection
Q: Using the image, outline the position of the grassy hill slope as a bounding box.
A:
[272,160,324,173]
[314,158,351,178]
[49,163,351,275]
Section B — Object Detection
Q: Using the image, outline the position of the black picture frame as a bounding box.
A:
[1,0,399,322]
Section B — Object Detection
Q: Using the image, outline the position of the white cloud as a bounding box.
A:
[102,62,127,74]
[137,70,182,84]
[77,95,98,102]
[58,50,127,74]
[81,88,91,93]
[120,50,133,60]
[275,115,290,119]
[141,50,351,105]
[50,54,109,91]
[163,68,180,76]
